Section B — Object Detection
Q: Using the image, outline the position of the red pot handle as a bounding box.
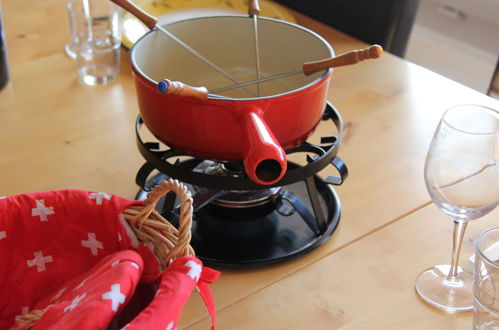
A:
[239,106,287,185]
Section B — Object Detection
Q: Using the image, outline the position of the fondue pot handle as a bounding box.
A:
[111,0,157,29]
[248,0,260,16]
[238,105,287,185]
[302,44,383,76]
[157,79,209,101]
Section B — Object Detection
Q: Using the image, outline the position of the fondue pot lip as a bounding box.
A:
[130,15,334,101]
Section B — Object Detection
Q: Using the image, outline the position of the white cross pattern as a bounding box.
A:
[185,260,202,282]
[27,251,53,272]
[89,192,111,205]
[102,284,126,312]
[31,199,55,222]
[64,293,86,312]
[0,231,6,240]
[81,233,103,256]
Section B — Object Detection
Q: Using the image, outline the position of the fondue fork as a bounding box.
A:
[249,0,262,96]
[157,45,383,100]
[111,0,257,97]
[211,44,383,94]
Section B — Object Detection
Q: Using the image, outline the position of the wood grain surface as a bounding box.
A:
[1,1,498,329]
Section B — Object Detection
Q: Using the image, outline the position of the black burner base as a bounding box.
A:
[192,176,341,268]
[133,102,347,268]
[136,169,341,268]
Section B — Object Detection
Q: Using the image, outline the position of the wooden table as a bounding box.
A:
[1,1,498,329]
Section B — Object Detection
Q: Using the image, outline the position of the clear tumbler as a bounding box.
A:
[67,0,122,85]
[474,227,499,329]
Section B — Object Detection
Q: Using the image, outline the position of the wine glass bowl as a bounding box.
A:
[416,104,499,312]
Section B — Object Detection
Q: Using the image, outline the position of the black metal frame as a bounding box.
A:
[135,102,348,191]
[133,102,349,267]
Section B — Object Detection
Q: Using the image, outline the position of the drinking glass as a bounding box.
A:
[474,227,499,329]
[65,0,77,61]
[415,104,499,312]
[67,0,122,85]
[64,44,77,60]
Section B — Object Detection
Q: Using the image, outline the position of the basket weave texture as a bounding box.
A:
[122,179,195,269]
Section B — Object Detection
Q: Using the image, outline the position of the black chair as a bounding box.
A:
[274,0,421,57]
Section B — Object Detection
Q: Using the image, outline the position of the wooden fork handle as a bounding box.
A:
[111,0,158,29]
[157,79,209,101]
[302,44,383,75]
[248,0,260,16]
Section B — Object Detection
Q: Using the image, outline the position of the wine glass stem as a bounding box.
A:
[447,219,468,281]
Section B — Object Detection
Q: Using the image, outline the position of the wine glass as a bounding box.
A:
[415,104,499,312]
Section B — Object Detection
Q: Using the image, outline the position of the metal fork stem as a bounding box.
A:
[252,14,261,96]
[156,25,257,97]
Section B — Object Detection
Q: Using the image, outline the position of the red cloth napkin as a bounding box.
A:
[24,250,143,330]
[0,190,220,329]
[125,256,220,330]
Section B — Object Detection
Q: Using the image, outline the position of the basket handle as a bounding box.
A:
[125,179,195,266]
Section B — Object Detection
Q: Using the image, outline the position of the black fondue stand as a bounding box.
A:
[134,103,348,267]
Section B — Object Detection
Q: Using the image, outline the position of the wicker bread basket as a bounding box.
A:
[15,179,194,329]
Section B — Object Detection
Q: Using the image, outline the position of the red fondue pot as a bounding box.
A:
[130,16,334,185]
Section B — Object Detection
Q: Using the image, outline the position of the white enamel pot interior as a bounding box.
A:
[132,15,334,99]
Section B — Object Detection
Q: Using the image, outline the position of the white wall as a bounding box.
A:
[405,0,499,95]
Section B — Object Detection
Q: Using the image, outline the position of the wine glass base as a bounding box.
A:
[415,265,474,312]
